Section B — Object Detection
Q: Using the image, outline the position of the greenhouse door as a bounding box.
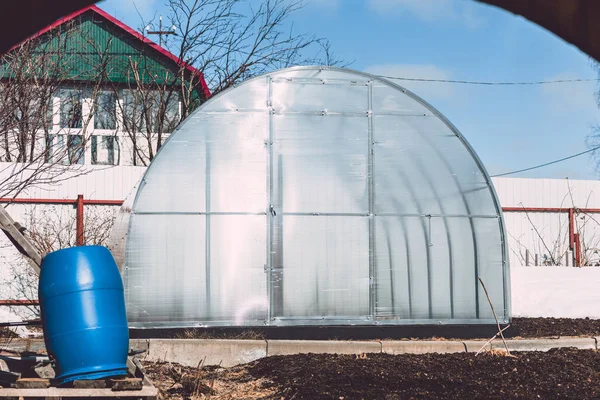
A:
[266,77,372,324]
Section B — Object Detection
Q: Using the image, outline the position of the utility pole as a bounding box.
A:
[145,16,177,47]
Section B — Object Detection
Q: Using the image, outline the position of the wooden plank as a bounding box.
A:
[127,357,155,388]
[126,357,140,378]
[0,386,158,397]
[0,206,41,273]
[110,378,142,391]
[15,378,50,389]
[72,380,106,389]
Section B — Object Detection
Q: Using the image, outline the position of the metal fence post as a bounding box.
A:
[76,194,84,246]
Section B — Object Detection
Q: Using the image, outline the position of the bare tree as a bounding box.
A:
[110,57,184,166]
[507,183,600,266]
[117,0,348,165]
[164,0,325,95]
[588,60,600,169]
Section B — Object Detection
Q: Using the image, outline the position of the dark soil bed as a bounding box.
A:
[133,317,600,340]
[511,317,600,337]
[145,348,600,399]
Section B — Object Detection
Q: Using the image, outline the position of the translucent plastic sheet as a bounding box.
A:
[125,67,510,327]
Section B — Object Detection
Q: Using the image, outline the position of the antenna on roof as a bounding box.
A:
[145,16,177,47]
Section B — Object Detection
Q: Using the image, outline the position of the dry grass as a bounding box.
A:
[145,361,275,400]
[486,348,519,358]
[203,375,275,399]
[175,329,265,340]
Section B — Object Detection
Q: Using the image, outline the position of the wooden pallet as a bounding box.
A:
[0,357,158,399]
[0,385,157,399]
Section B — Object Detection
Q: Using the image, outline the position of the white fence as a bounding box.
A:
[493,178,600,319]
[493,177,600,267]
[0,169,600,319]
[0,164,145,301]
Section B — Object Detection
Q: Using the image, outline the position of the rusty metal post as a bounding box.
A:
[0,300,39,306]
[574,233,582,267]
[76,194,84,246]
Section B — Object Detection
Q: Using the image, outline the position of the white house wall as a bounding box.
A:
[0,162,146,200]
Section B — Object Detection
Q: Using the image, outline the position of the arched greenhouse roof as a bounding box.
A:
[125,66,510,328]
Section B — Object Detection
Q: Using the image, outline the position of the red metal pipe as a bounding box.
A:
[502,207,600,213]
[76,194,84,246]
[83,199,124,206]
[502,207,567,212]
[0,198,124,206]
[0,300,38,306]
[0,198,75,204]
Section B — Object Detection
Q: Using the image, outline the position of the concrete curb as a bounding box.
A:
[267,340,381,356]
[491,337,596,352]
[142,337,600,366]
[382,340,465,355]
[4,337,599,367]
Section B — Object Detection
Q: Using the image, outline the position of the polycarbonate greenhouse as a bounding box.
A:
[124,66,510,328]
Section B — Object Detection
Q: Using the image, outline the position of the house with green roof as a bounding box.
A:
[0,5,210,167]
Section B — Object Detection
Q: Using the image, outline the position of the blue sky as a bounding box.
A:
[99,0,600,180]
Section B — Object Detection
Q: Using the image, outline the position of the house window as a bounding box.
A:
[122,90,143,133]
[162,92,180,133]
[122,89,180,134]
[42,96,54,130]
[91,136,119,165]
[13,97,53,131]
[45,134,54,163]
[59,90,83,129]
[56,134,84,165]
[94,92,117,130]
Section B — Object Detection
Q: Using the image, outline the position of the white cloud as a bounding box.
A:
[366,0,486,29]
[364,63,455,101]
[541,73,599,116]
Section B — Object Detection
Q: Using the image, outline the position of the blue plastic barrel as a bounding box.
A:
[38,246,129,384]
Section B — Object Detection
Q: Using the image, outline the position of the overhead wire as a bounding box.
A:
[491,146,600,177]
[376,75,600,86]
[371,73,600,175]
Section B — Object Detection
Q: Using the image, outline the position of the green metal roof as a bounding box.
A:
[1,7,208,98]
